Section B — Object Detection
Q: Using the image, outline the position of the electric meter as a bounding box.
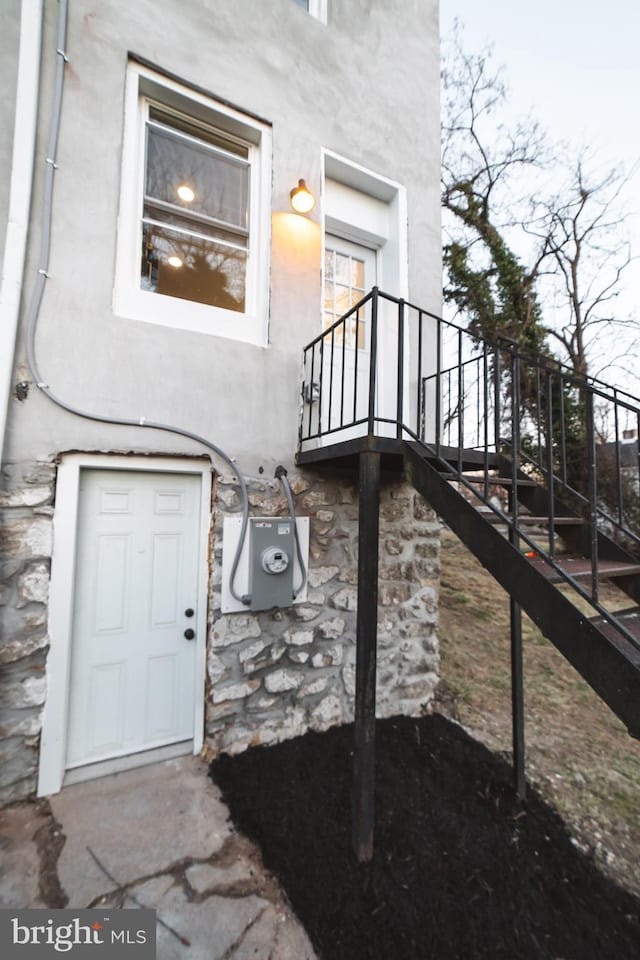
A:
[248,518,296,610]
[261,546,290,575]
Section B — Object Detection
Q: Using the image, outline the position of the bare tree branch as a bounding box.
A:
[441,26,639,386]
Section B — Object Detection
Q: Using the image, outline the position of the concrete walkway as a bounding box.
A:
[0,756,317,960]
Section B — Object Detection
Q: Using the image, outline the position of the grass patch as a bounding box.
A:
[436,529,640,898]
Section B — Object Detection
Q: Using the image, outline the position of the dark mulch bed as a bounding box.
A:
[210,714,640,960]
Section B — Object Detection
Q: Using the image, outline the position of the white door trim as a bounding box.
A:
[321,149,409,299]
[38,453,212,798]
[321,153,409,441]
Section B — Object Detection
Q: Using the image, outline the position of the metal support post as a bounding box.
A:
[352,450,381,862]
[509,552,526,801]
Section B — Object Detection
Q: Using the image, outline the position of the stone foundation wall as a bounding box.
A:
[0,461,55,804]
[0,459,440,805]
[204,469,440,757]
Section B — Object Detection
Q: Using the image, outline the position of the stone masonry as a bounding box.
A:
[0,459,440,805]
[204,469,440,758]
[0,461,56,804]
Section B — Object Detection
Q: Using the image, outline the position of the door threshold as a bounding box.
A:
[63,740,193,787]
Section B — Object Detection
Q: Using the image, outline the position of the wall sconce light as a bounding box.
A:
[290,179,315,215]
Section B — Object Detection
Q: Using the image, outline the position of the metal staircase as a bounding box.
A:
[403,442,640,738]
[297,287,640,859]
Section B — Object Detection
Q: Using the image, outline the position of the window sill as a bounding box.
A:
[113,286,268,346]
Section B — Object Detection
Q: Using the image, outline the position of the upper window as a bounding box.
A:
[142,107,250,313]
[114,63,272,345]
[293,0,328,23]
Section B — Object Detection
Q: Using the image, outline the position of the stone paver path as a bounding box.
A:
[0,755,316,960]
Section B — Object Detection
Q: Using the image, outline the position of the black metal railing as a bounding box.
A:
[299,287,640,651]
[300,288,445,445]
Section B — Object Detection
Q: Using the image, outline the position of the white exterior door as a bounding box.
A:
[65,470,201,769]
[322,235,377,439]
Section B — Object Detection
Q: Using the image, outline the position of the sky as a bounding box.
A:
[439,0,640,380]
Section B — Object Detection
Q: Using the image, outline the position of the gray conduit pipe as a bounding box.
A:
[24,0,250,603]
[275,465,307,598]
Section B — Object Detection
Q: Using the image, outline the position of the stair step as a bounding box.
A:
[589,608,640,645]
[477,512,585,527]
[528,557,640,583]
[446,474,538,487]
[404,439,640,735]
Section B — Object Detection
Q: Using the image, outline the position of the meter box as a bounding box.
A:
[220,515,309,614]
[248,518,296,611]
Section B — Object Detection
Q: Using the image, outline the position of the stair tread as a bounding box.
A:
[477,512,584,526]
[446,474,538,486]
[528,557,640,581]
[589,608,640,644]
[404,438,640,731]
[590,606,640,624]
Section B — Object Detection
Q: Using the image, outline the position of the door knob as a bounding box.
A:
[184,628,195,640]
[184,608,194,618]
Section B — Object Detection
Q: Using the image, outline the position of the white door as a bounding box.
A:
[66,470,201,769]
[322,235,377,439]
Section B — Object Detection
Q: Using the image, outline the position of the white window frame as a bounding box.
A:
[309,0,328,22]
[114,62,272,346]
[294,0,328,22]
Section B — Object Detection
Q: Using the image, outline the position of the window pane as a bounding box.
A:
[324,249,334,281]
[141,222,246,312]
[146,123,249,231]
[334,284,351,316]
[324,243,369,350]
[334,253,350,284]
[144,202,247,248]
[351,257,365,289]
[149,107,248,159]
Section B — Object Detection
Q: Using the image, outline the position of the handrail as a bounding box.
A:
[299,287,640,654]
[319,287,640,405]
[414,435,640,654]
[303,289,374,350]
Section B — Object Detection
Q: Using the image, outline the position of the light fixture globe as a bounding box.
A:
[290,178,315,214]
[177,184,195,203]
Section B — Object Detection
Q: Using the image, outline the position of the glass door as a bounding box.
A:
[322,235,377,440]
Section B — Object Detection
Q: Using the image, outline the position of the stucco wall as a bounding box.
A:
[3,0,441,474]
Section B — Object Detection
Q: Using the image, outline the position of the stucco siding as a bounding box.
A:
[3,0,441,473]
